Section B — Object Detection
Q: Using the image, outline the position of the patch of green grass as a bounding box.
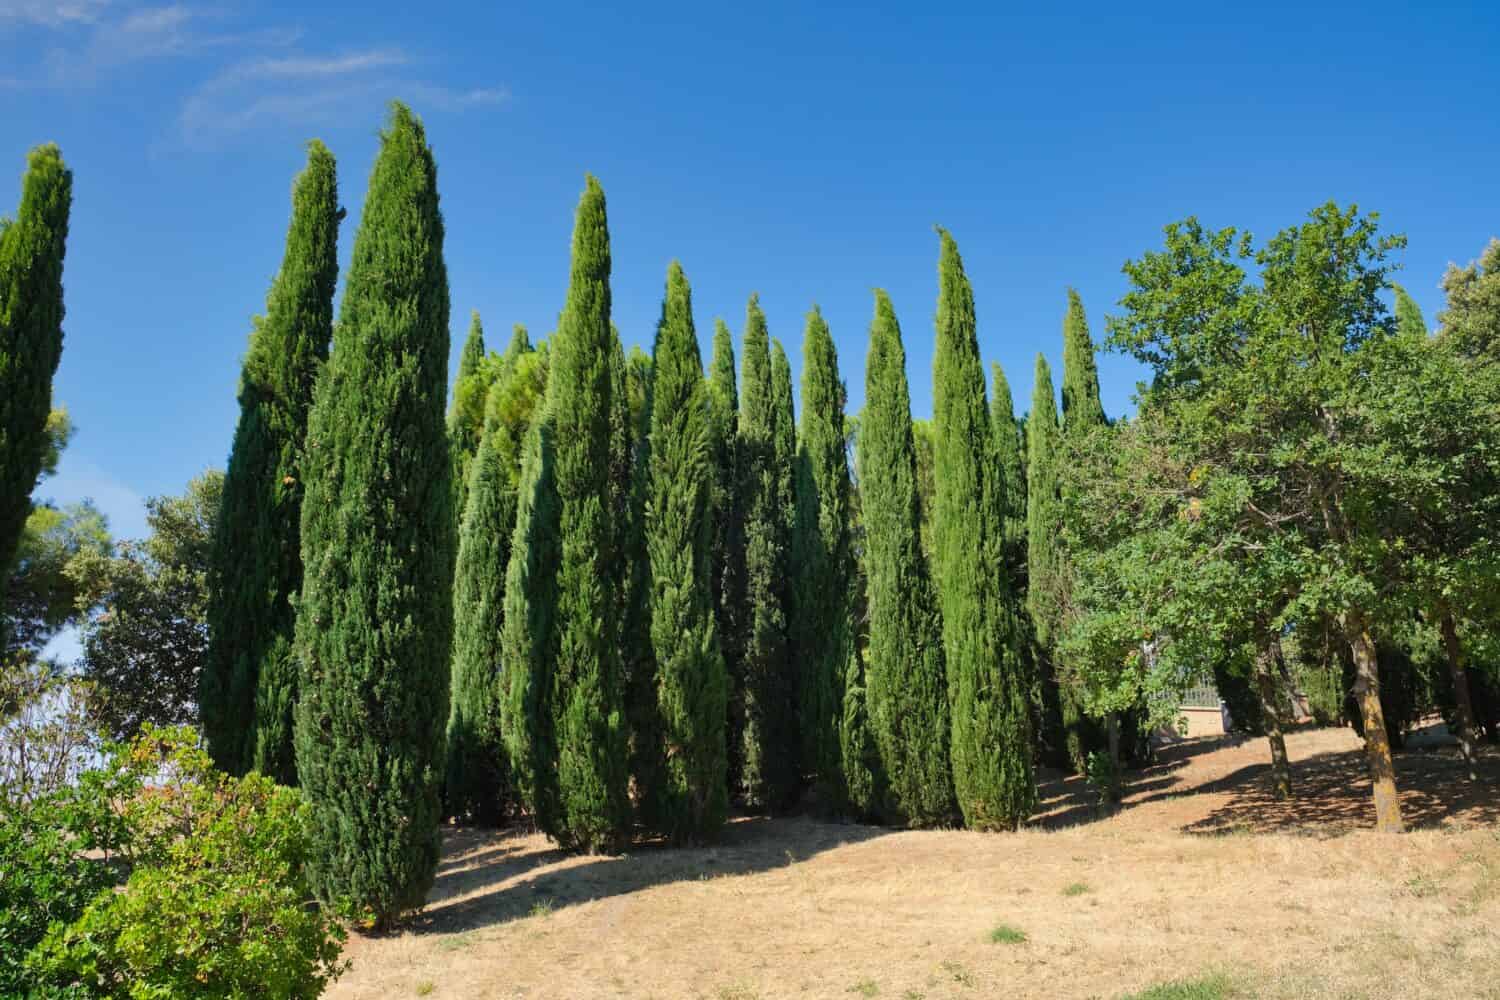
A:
[437,932,473,952]
[715,984,760,1000]
[414,982,435,997]
[901,992,926,1000]
[1062,881,1092,897]
[528,897,555,918]
[988,923,1027,944]
[848,979,879,997]
[1120,972,1240,1000]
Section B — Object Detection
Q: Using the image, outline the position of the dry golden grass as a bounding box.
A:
[327,727,1500,1000]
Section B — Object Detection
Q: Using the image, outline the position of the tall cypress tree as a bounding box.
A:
[790,306,857,809]
[449,310,488,527]
[706,318,745,792]
[293,104,453,929]
[737,297,799,810]
[860,290,954,825]
[203,142,339,782]
[446,350,533,825]
[931,228,1035,830]
[542,175,631,851]
[1393,284,1428,340]
[990,362,1027,584]
[0,144,71,585]
[1060,289,1106,431]
[639,261,728,842]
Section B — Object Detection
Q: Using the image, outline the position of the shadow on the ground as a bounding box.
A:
[1184,743,1500,836]
[409,814,890,935]
[1029,733,1234,829]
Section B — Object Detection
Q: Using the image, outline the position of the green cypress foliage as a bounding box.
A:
[292,105,454,928]
[640,262,728,841]
[0,144,71,583]
[737,297,799,810]
[616,324,658,817]
[790,306,857,809]
[449,310,488,526]
[542,176,631,851]
[860,290,954,826]
[504,323,532,362]
[990,362,1027,585]
[1059,289,1106,431]
[446,360,530,825]
[706,318,745,791]
[931,229,1035,830]
[202,142,339,782]
[1393,284,1428,339]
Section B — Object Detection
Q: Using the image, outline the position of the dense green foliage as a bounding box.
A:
[0,144,71,593]
[202,142,340,782]
[990,363,1027,583]
[791,306,865,811]
[4,496,109,661]
[293,104,454,925]
[449,310,488,526]
[637,262,728,841]
[1393,284,1428,339]
[930,229,1034,829]
[860,290,954,825]
[706,319,745,790]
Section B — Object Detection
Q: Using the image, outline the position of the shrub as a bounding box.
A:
[19,726,346,998]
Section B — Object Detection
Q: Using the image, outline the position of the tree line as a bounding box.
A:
[4,102,1497,935]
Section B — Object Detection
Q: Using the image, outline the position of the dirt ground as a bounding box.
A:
[327,725,1500,1000]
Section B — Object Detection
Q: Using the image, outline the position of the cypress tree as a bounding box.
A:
[449,311,488,526]
[1393,284,1428,339]
[504,323,532,363]
[292,104,454,928]
[706,318,746,792]
[860,290,954,826]
[0,144,71,584]
[1059,289,1106,431]
[790,306,858,809]
[202,142,339,782]
[990,362,1027,584]
[931,228,1035,830]
[737,297,799,810]
[446,355,532,825]
[639,261,728,841]
[616,324,658,816]
[542,176,632,851]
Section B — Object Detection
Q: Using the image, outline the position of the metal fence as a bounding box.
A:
[1180,685,1222,709]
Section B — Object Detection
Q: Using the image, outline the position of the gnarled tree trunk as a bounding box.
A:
[1254,639,1292,799]
[1344,614,1404,832]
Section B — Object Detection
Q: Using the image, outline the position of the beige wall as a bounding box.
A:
[1178,705,1226,737]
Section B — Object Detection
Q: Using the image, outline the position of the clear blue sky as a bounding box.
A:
[4,1,1497,542]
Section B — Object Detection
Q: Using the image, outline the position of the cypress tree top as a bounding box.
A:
[1026,353,1062,650]
[1060,289,1106,433]
[293,102,454,928]
[0,143,71,579]
[1393,284,1428,340]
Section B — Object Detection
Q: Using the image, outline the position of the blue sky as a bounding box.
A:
[4,1,1498,543]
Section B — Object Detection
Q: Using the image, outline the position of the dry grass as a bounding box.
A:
[326,726,1500,1000]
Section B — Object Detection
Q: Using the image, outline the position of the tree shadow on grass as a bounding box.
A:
[408,814,891,935]
[1183,743,1500,837]
[1029,734,1235,829]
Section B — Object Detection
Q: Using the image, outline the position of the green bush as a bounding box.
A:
[13,726,345,998]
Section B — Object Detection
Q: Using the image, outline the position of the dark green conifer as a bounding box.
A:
[449,311,488,525]
[293,104,453,928]
[542,176,632,851]
[861,290,954,825]
[0,144,71,584]
[1059,289,1106,431]
[639,262,728,841]
[202,142,339,782]
[990,363,1027,583]
[1393,284,1428,339]
[790,306,859,810]
[931,228,1035,830]
[706,319,745,791]
[737,297,799,809]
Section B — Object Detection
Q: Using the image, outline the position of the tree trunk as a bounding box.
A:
[1440,609,1479,782]
[1254,642,1293,799]
[1271,635,1307,722]
[1345,616,1404,832]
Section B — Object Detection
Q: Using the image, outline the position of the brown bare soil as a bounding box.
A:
[327,726,1500,1000]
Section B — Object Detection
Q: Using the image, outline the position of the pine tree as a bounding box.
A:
[737,297,799,809]
[293,104,454,928]
[637,261,729,841]
[860,290,954,825]
[202,142,339,783]
[1393,284,1428,339]
[449,311,488,527]
[542,175,632,851]
[706,318,745,793]
[446,355,530,825]
[931,228,1035,830]
[0,144,71,586]
[790,306,859,810]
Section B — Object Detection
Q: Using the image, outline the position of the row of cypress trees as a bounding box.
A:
[200,101,1113,924]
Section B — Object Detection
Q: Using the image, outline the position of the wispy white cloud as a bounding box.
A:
[0,0,111,26]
